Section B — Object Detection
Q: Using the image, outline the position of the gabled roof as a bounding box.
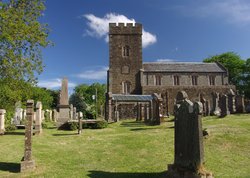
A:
[143,62,226,73]
[112,94,153,102]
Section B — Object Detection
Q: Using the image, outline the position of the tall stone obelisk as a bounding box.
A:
[57,77,70,127]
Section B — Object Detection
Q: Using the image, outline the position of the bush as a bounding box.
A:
[82,120,108,129]
[5,124,16,131]
[58,122,78,131]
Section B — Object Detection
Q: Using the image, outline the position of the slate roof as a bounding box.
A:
[143,62,226,73]
[112,94,153,102]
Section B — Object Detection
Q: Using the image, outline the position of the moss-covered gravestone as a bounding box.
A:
[20,100,35,172]
[167,91,213,178]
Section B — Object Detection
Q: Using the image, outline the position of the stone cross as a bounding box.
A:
[20,100,35,172]
[35,101,42,135]
[167,91,213,178]
[0,109,6,135]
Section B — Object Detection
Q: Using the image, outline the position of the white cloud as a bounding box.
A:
[38,78,76,89]
[83,13,157,48]
[76,66,108,80]
[156,59,176,62]
[175,0,250,26]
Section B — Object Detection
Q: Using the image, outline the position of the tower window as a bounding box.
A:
[122,45,130,57]
[122,81,131,94]
[192,76,198,85]
[173,75,180,86]
[209,76,215,85]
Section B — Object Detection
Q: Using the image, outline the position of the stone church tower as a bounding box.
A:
[107,23,142,94]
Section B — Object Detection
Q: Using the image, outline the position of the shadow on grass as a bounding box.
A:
[167,126,174,129]
[120,121,146,127]
[5,131,24,135]
[130,127,158,131]
[0,162,20,173]
[52,133,78,136]
[87,171,167,178]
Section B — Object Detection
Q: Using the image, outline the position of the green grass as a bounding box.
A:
[0,114,250,178]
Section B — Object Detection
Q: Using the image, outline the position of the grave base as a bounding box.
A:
[20,160,35,172]
[167,164,214,178]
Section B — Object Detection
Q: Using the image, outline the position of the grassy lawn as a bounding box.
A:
[0,114,250,178]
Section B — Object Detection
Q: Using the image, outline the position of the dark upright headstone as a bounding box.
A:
[20,100,35,172]
[235,94,245,113]
[220,95,230,118]
[167,91,213,178]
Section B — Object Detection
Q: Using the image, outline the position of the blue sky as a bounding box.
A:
[37,0,250,92]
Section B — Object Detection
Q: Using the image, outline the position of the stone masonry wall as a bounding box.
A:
[108,23,142,94]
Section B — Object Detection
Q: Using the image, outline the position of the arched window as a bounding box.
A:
[122,45,130,57]
[122,81,131,94]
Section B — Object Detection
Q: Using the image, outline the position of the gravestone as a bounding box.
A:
[53,109,58,122]
[13,101,23,125]
[211,92,221,116]
[167,91,213,178]
[235,94,245,113]
[205,100,210,116]
[246,101,250,113]
[70,104,73,120]
[0,109,6,135]
[20,100,35,172]
[78,112,83,134]
[41,110,45,121]
[23,109,26,120]
[35,101,42,135]
[228,89,236,114]
[57,78,70,127]
[220,95,230,118]
[73,107,77,120]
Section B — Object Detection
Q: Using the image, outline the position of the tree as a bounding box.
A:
[203,52,245,89]
[242,58,250,98]
[0,0,50,82]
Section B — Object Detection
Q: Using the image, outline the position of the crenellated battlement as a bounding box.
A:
[109,22,142,35]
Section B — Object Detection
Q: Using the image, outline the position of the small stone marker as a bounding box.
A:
[0,109,6,135]
[78,112,83,134]
[20,100,35,172]
[167,91,213,178]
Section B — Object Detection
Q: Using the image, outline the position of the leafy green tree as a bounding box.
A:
[71,83,106,118]
[69,93,87,112]
[242,58,250,98]
[31,87,54,109]
[0,0,50,82]
[203,52,245,88]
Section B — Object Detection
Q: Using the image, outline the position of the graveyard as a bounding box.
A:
[0,114,249,177]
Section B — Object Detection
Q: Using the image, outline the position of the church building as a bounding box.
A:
[105,23,235,121]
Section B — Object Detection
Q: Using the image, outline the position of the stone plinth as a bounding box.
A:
[20,100,35,172]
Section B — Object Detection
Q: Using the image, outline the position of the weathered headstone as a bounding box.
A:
[34,101,42,135]
[57,78,70,127]
[205,100,210,116]
[53,109,58,122]
[78,112,83,134]
[73,107,77,120]
[235,94,245,113]
[211,92,221,116]
[220,94,230,118]
[20,100,35,172]
[13,101,23,125]
[228,89,236,114]
[246,101,250,113]
[167,91,213,178]
[70,104,73,120]
[23,109,26,120]
[41,110,45,121]
[0,109,6,135]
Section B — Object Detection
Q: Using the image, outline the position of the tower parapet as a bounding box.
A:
[109,23,142,35]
